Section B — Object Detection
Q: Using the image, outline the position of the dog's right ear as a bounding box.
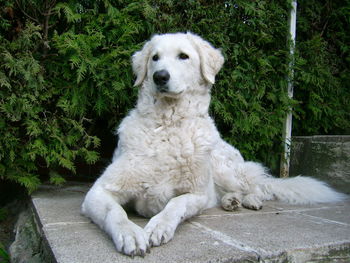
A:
[132,41,152,87]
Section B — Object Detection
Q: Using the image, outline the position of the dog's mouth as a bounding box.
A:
[156,85,169,93]
[155,85,184,97]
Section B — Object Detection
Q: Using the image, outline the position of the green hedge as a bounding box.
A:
[0,0,349,192]
[294,0,350,135]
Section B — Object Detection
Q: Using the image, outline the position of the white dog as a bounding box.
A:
[82,32,345,257]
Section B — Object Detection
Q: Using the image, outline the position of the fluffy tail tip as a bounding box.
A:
[266,176,348,205]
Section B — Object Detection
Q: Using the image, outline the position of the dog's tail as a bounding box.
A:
[260,173,347,205]
[238,161,347,205]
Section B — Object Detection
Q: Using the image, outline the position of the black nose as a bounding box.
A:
[153,70,170,86]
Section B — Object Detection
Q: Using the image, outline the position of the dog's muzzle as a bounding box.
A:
[153,70,170,92]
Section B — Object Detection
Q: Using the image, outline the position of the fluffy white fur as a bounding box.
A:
[81,32,345,257]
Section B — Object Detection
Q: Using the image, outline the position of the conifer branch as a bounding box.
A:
[15,0,40,24]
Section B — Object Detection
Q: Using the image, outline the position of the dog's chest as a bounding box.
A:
[117,114,218,217]
[141,118,208,178]
[129,122,198,217]
[148,120,201,162]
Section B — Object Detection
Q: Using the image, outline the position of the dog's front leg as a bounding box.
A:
[82,185,149,257]
[144,193,208,246]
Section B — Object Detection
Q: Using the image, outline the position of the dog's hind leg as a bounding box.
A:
[222,189,264,211]
[221,192,242,211]
[241,193,263,210]
[212,140,273,210]
[211,140,246,210]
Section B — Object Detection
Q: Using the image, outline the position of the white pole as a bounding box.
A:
[280,0,297,178]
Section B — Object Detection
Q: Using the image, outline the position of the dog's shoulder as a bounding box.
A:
[117,109,144,133]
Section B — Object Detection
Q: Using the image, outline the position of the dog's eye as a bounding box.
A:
[178,53,189,60]
[152,54,159,61]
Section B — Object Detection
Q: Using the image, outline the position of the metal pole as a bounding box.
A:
[280,0,297,178]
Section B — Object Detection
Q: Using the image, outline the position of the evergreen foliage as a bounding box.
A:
[294,0,350,135]
[0,242,10,263]
[0,0,349,191]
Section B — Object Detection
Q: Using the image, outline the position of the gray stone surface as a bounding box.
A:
[27,183,350,263]
[290,135,350,194]
[10,209,44,263]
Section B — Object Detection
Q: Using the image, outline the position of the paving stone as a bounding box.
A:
[29,184,350,263]
[192,207,350,260]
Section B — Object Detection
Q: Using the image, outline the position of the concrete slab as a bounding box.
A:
[42,221,257,263]
[192,207,350,260]
[29,183,350,263]
[32,184,91,226]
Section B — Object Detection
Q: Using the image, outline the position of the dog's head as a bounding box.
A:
[132,32,224,97]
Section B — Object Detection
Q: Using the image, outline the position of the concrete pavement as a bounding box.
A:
[25,183,350,263]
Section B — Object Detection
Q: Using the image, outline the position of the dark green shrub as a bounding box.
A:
[293,0,350,135]
[0,0,147,191]
[0,242,10,263]
[0,0,349,192]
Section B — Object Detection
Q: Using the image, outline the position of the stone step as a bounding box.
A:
[10,183,350,263]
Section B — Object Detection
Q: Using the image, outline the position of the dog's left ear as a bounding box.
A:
[132,40,152,87]
[187,33,224,85]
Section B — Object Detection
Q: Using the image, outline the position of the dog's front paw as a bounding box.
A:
[112,222,150,257]
[144,215,176,247]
